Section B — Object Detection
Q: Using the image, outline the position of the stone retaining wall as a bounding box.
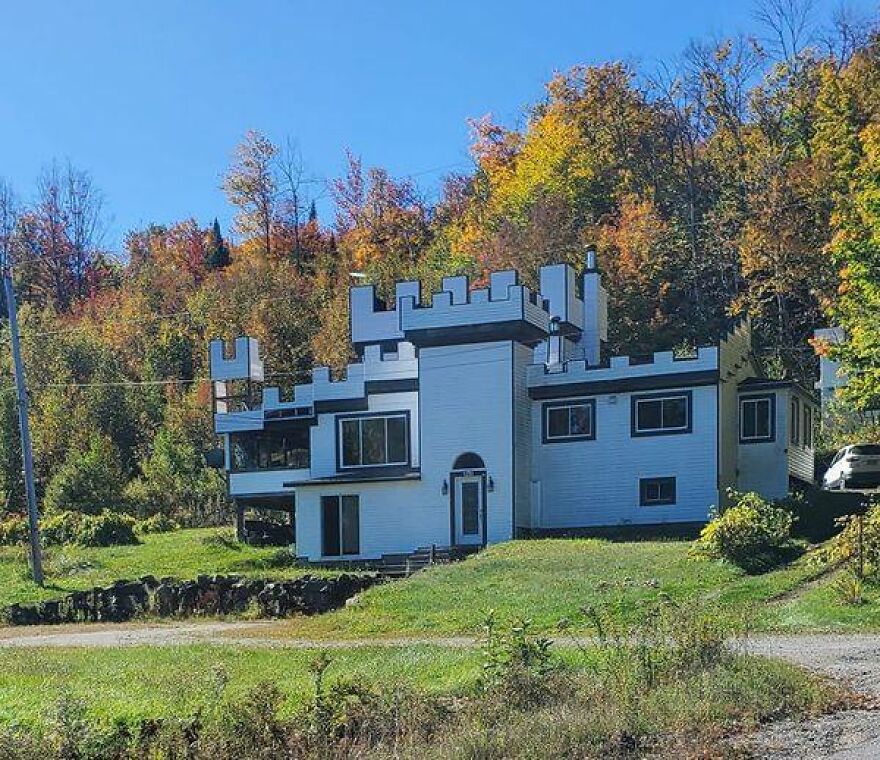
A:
[4,573,380,626]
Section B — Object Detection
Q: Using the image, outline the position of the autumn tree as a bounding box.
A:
[204,218,231,270]
[222,130,278,257]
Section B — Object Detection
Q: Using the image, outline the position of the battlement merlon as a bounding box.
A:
[350,281,421,349]
[209,337,264,382]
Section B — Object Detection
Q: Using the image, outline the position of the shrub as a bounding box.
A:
[833,571,865,605]
[41,511,139,548]
[813,498,880,578]
[0,514,29,545]
[43,434,128,515]
[135,513,179,535]
[691,490,796,573]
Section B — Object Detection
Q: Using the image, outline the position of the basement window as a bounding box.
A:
[739,393,775,444]
[639,477,676,506]
[321,495,359,556]
[338,412,409,469]
[631,392,691,436]
[543,399,596,442]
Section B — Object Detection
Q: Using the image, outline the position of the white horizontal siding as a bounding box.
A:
[419,341,514,544]
[309,391,419,478]
[534,386,719,527]
[737,389,789,500]
[295,480,443,561]
[229,470,306,497]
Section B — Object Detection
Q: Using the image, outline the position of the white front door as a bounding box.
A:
[455,475,483,546]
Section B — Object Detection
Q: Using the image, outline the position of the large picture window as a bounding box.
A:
[229,426,310,471]
[631,392,692,436]
[338,413,409,469]
[740,394,775,443]
[321,495,359,556]
[543,399,596,442]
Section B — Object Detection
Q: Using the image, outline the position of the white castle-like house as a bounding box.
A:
[210,248,817,564]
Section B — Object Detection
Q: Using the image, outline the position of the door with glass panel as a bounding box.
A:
[454,476,483,546]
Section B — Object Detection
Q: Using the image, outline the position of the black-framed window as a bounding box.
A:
[542,399,596,442]
[229,427,310,471]
[790,397,800,446]
[321,495,359,556]
[739,393,775,443]
[338,413,409,469]
[631,392,692,436]
[803,404,813,448]
[639,477,676,506]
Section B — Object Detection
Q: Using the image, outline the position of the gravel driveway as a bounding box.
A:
[734,634,880,759]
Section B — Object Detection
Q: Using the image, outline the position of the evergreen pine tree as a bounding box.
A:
[204,218,231,270]
[308,200,318,224]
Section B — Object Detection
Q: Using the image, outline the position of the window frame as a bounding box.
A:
[790,397,801,446]
[803,404,812,449]
[336,411,411,471]
[321,494,360,557]
[739,393,776,444]
[630,391,692,437]
[639,477,677,506]
[542,398,596,443]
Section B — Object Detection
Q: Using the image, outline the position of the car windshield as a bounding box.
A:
[851,445,880,456]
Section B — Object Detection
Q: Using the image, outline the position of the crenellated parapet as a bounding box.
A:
[350,281,421,349]
[213,336,419,433]
[399,274,552,347]
[209,337,264,382]
[527,346,719,397]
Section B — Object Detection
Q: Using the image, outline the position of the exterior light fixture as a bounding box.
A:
[488,477,495,492]
[441,479,448,496]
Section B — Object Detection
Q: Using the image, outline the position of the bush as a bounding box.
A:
[135,513,179,535]
[813,498,880,578]
[41,511,139,548]
[43,434,128,515]
[691,490,796,573]
[0,514,29,545]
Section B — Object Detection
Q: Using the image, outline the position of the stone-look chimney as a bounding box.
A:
[581,245,608,365]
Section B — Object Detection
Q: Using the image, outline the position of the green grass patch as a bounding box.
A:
[0,644,481,727]
[267,538,825,639]
[773,572,880,632]
[0,641,846,758]
[0,528,324,609]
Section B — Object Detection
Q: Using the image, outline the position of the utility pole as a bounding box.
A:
[2,269,43,586]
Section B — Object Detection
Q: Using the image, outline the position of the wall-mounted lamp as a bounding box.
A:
[441,479,448,496]
[488,477,495,493]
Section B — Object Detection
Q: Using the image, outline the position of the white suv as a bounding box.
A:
[823,444,880,491]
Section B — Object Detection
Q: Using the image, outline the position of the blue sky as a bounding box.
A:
[0,0,867,250]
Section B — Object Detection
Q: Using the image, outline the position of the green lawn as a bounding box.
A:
[0,528,323,609]
[0,643,482,727]
[262,538,827,639]
[3,530,877,635]
[773,570,880,632]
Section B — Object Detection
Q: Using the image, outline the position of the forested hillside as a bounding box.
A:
[0,7,877,521]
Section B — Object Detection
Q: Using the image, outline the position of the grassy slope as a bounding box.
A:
[4,531,876,632]
[0,528,324,608]
[773,569,880,632]
[264,538,825,639]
